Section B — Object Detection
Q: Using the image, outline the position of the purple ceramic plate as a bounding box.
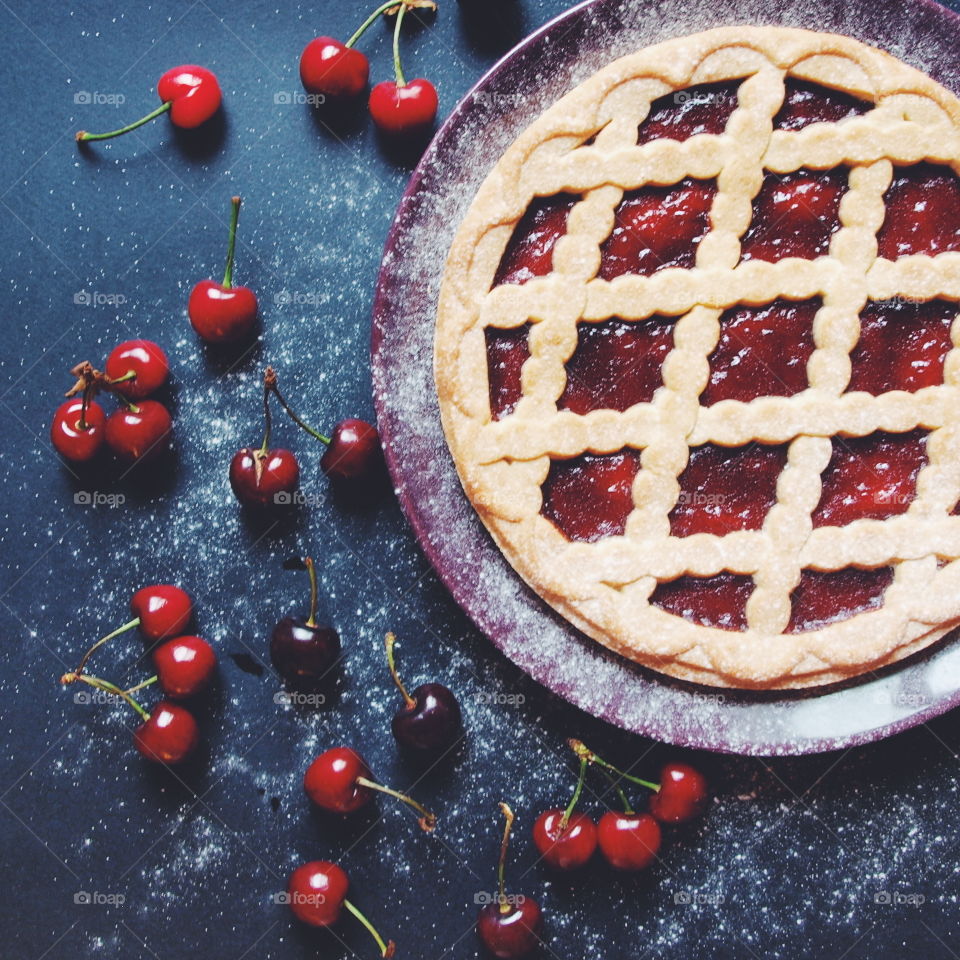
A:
[371,0,960,755]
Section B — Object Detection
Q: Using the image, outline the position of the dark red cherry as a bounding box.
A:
[130,584,193,641]
[51,398,106,462]
[596,811,661,871]
[531,810,596,870]
[304,746,372,813]
[320,419,381,482]
[229,447,300,508]
[104,339,169,400]
[104,400,172,462]
[271,619,341,683]
[153,635,216,698]
[300,37,370,99]
[369,78,438,135]
[648,763,709,824]
[133,701,199,764]
[477,900,543,959]
[156,65,222,129]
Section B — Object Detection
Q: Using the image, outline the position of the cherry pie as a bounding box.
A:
[435,27,960,688]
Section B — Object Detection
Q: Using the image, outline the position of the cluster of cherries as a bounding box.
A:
[230,367,381,507]
[51,340,172,464]
[477,742,708,959]
[60,584,216,764]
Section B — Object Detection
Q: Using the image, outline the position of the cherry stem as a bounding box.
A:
[568,739,660,793]
[266,370,331,445]
[304,556,318,628]
[392,1,407,87]
[72,617,140,678]
[559,756,588,831]
[223,196,242,289]
[125,675,158,695]
[496,801,515,915]
[62,672,150,721]
[384,632,415,708]
[107,370,138,387]
[76,100,172,142]
[355,776,436,832]
[259,368,274,456]
[79,379,93,432]
[343,899,395,958]
[346,0,407,47]
[597,766,634,815]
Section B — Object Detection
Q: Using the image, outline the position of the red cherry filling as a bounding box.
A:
[787,566,893,633]
[637,82,739,144]
[812,430,928,527]
[599,178,716,279]
[877,164,960,259]
[486,324,531,420]
[740,168,847,262]
[669,442,787,537]
[559,316,677,413]
[541,450,640,542]
[494,193,579,286]
[650,572,753,631]
[848,299,955,395]
[701,299,818,405]
[773,79,870,131]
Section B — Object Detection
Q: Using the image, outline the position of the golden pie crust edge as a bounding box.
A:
[434,25,960,690]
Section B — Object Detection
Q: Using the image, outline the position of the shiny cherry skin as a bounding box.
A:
[477,899,543,959]
[229,447,300,508]
[153,635,216,698]
[188,279,258,345]
[51,398,106,462]
[392,683,462,753]
[320,419,381,482]
[133,702,199,764]
[532,810,597,870]
[648,763,709,824]
[300,38,369,99]
[287,860,349,926]
[597,811,661,871]
[304,746,372,813]
[130,584,193,641]
[104,339,169,400]
[104,400,172,462]
[369,78,438,135]
[270,618,341,684]
[157,65,222,129]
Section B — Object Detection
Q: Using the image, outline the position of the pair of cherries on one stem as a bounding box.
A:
[60,585,216,765]
[76,65,221,144]
[230,367,380,508]
[51,343,172,464]
[300,0,439,136]
[532,740,708,876]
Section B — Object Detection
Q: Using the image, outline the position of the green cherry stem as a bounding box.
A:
[106,370,138,387]
[568,738,660,793]
[496,801,515,915]
[597,766,635,815]
[559,756,588,831]
[72,617,141,678]
[76,101,172,142]
[61,672,150,720]
[342,899,395,958]
[259,368,275,457]
[266,369,331,445]
[354,776,437,832]
[125,675,159,695]
[303,556,318,628]
[384,632,415,708]
[346,0,408,48]
[391,2,408,87]
[223,196,242,289]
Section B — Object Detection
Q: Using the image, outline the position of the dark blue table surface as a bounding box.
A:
[2,2,960,958]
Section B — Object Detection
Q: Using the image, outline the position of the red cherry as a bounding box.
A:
[51,398,106,462]
[104,400,172,462]
[189,196,258,345]
[369,78,438,135]
[304,746,436,828]
[229,447,300,508]
[133,701,199,764]
[597,811,661,871]
[477,900,543,959]
[156,65,222,129]
[300,38,370,98]
[104,339,169,400]
[648,763,709,824]
[287,861,396,956]
[531,810,596,870]
[320,419,381,482]
[153,636,216,698]
[130,584,193,641]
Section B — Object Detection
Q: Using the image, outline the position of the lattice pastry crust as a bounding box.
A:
[435,26,960,689]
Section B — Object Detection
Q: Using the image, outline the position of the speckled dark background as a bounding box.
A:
[2,1,960,958]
